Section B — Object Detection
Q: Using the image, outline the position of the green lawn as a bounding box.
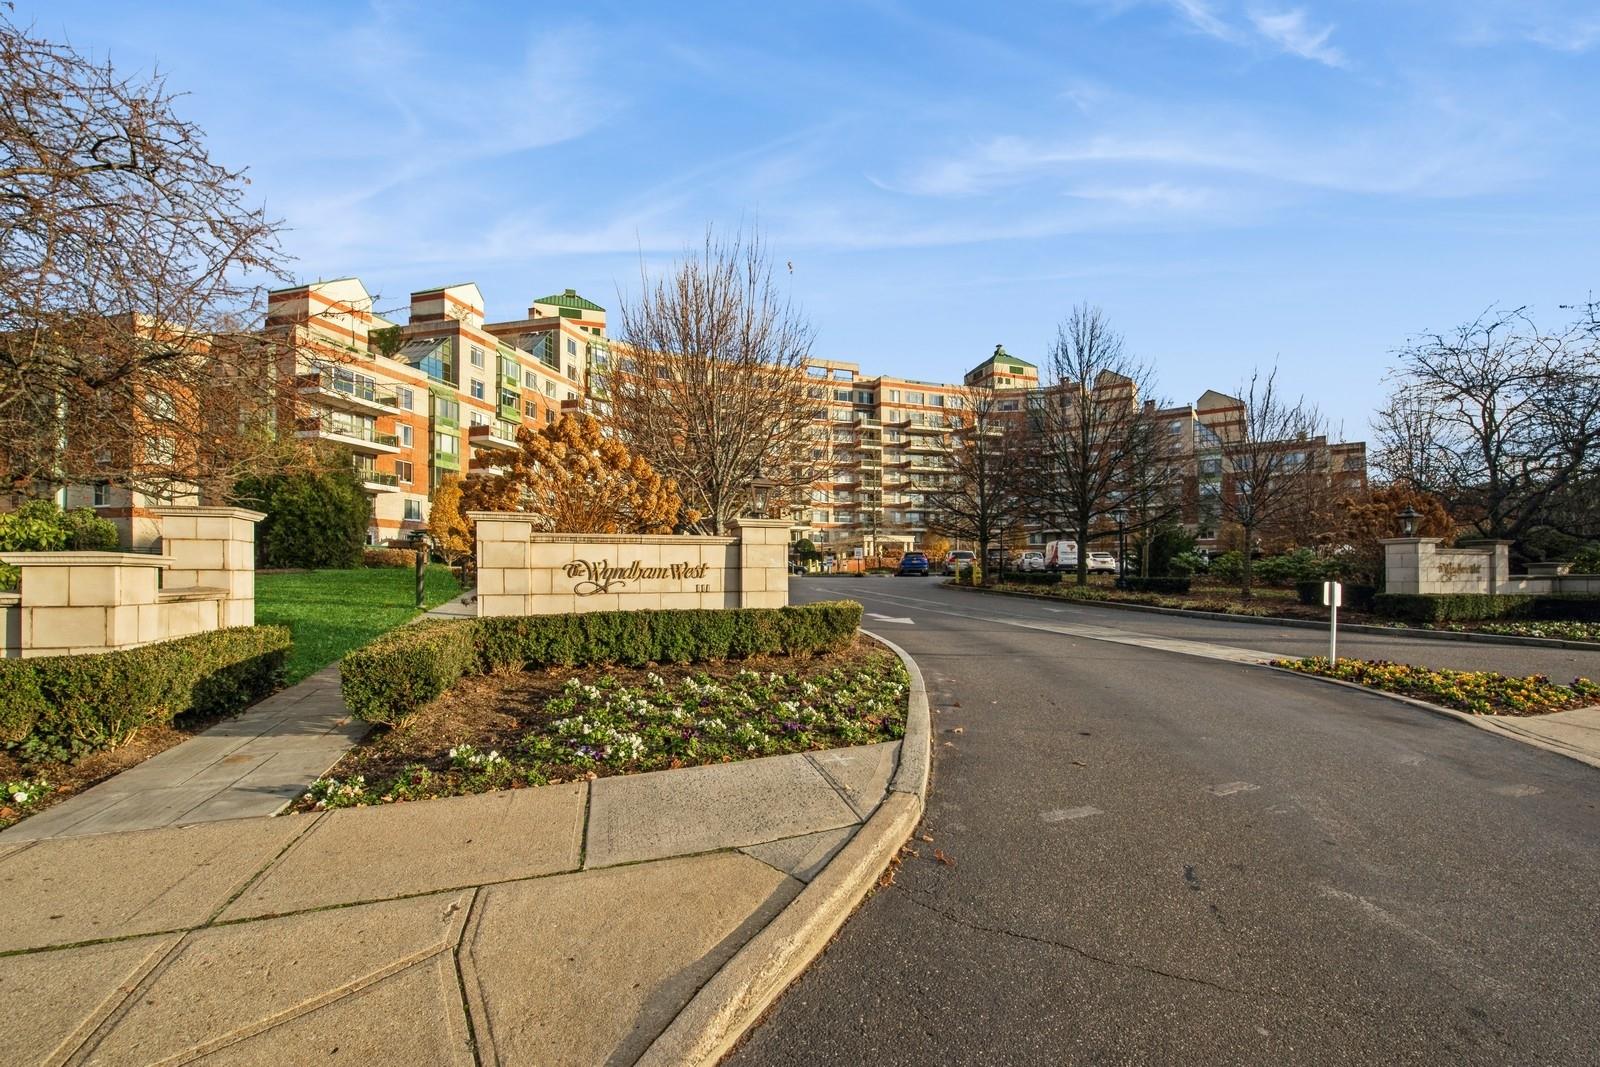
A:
[257,565,464,684]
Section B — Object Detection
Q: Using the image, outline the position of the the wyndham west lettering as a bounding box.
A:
[563,558,712,596]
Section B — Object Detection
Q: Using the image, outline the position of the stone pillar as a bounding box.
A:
[150,507,265,628]
[1459,540,1512,594]
[730,518,793,609]
[0,552,170,657]
[1378,538,1442,595]
[468,511,534,617]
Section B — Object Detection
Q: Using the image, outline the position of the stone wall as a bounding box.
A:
[470,514,792,616]
[1381,538,1596,597]
[0,507,262,659]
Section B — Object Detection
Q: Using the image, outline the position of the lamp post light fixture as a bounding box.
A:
[407,528,429,608]
[1113,508,1129,584]
[750,475,776,519]
[1398,505,1420,538]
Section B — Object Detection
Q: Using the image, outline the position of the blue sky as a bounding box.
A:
[22,0,1600,438]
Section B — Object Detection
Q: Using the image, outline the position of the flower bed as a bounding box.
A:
[298,637,907,809]
[1450,620,1600,643]
[1272,657,1600,716]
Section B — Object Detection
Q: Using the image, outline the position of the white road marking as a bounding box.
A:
[1041,806,1103,822]
[865,612,915,624]
[1494,784,1543,797]
[1399,754,1425,766]
[1208,781,1259,796]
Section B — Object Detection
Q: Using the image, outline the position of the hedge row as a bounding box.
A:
[1296,581,1378,612]
[0,626,290,760]
[1002,572,1062,586]
[342,601,866,725]
[362,547,419,569]
[1115,576,1192,594]
[1339,592,1600,624]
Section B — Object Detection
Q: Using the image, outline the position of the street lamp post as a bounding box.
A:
[1398,505,1420,538]
[1113,508,1129,585]
[407,529,429,608]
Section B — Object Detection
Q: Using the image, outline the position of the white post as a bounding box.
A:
[1323,580,1342,665]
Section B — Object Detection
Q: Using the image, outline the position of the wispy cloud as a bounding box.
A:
[1248,8,1348,67]
[1168,0,1241,42]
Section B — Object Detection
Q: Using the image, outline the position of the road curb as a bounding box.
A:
[1261,665,1600,773]
[945,583,1600,652]
[635,629,931,1067]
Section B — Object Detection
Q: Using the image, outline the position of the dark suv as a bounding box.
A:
[897,552,931,576]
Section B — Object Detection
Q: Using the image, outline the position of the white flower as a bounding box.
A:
[12,790,29,804]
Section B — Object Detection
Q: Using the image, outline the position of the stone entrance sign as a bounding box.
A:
[468,514,791,616]
[1381,537,1600,597]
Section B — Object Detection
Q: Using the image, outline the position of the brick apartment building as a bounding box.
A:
[39,279,1365,555]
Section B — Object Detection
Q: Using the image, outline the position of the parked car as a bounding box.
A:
[1018,550,1045,572]
[1042,540,1079,572]
[943,550,976,575]
[897,551,931,577]
[1087,552,1118,574]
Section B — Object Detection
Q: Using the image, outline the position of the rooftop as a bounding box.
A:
[533,288,606,313]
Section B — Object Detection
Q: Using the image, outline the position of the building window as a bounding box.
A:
[525,369,538,388]
[93,482,110,507]
[543,380,556,397]
[436,433,459,456]
[566,338,577,356]
[395,460,413,483]
[396,387,414,411]
[470,410,489,427]
[470,345,486,368]
[545,410,555,424]
[404,498,423,521]
[469,378,485,399]
[399,424,413,447]
[525,399,538,416]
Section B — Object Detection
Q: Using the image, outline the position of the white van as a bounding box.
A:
[1043,540,1079,572]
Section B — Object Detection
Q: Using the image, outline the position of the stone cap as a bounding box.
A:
[527,532,737,546]
[727,518,796,529]
[1377,537,1445,546]
[158,587,229,602]
[0,551,175,567]
[148,506,267,523]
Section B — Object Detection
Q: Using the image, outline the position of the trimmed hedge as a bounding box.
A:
[1115,576,1192,594]
[1296,581,1378,612]
[362,548,419,569]
[1002,572,1062,586]
[342,601,866,726]
[1531,595,1600,623]
[0,626,290,759]
[1372,594,1533,624]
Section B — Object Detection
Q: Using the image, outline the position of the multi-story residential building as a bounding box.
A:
[267,278,602,544]
[794,354,1366,558]
[29,276,1364,557]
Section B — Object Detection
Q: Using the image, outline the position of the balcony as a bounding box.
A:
[433,449,462,471]
[295,418,402,455]
[352,463,401,494]
[469,421,522,452]
[297,371,398,416]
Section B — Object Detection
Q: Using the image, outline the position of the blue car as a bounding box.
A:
[897,552,931,576]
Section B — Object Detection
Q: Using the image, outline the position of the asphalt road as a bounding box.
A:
[728,578,1600,1066]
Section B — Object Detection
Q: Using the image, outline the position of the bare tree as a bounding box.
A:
[609,228,821,534]
[1217,368,1324,597]
[1027,305,1163,586]
[1373,306,1600,551]
[0,14,285,502]
[922,382,1026,585]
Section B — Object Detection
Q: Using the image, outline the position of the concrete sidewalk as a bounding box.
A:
[0,745,901,1065]
[0,633,931,1067]
[1,665,366,842]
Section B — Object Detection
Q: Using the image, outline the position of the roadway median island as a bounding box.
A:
[949,579,1600,652]
[0,603,934,1067]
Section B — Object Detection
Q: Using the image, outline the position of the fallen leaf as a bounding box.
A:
[918,833,934,842]
[934,849,956,867]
